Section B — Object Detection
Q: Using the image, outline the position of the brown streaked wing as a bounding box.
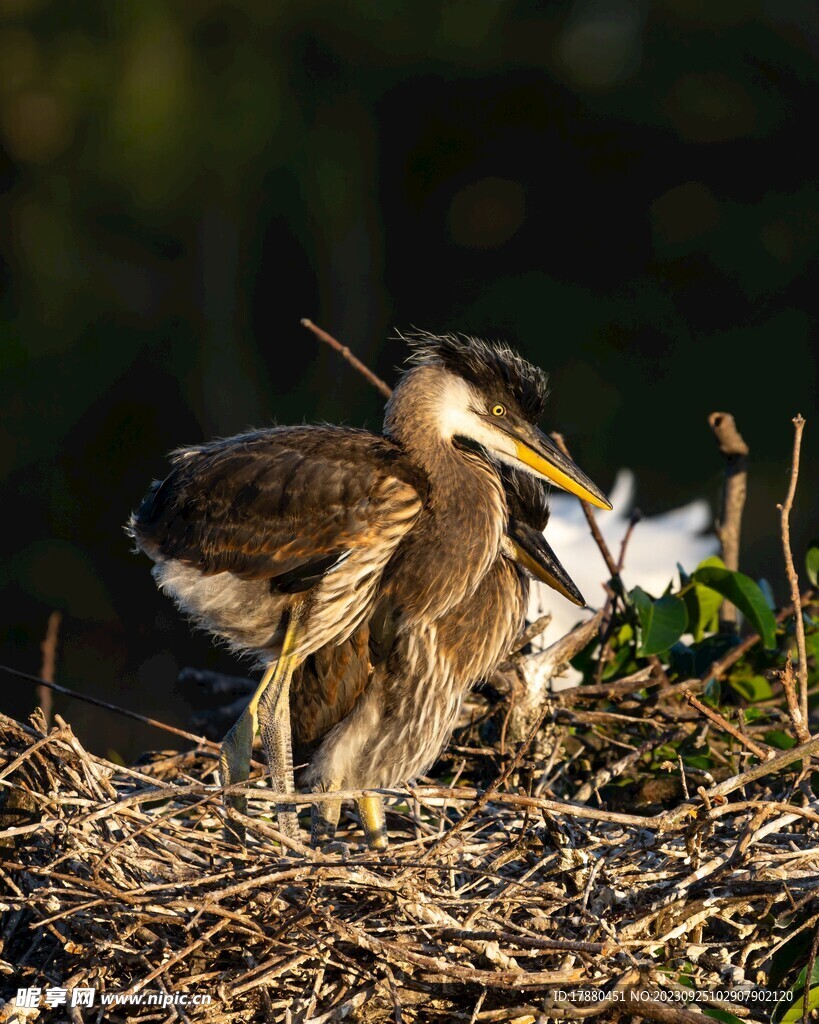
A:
[130,425,427,582]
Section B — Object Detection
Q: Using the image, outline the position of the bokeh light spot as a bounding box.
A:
[664,72,756,143]
[553,1,643,92]
[651,182,722,252]
[447,177,526,249]
[2,90,74,163]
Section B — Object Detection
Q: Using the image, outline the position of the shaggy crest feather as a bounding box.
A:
[398,330,549,422]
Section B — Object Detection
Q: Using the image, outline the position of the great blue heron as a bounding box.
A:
[128,333,609,844]
[292,464,585,847]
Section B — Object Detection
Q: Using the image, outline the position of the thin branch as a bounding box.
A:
[550,432,618,579]
[658,731,819,828]
[592,509,642,685]
[778,414,809,733]
[803,920,819,1024]
[37,610,61,728]
[615,508,642,575]
[708,411,749,630]
[508,613,553,654]
[776,651,810,744]
[684,690,770,760]
[301,318,393,400]
[0,662,220,752]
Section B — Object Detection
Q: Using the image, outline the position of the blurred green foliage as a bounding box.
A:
[0,0,817,756]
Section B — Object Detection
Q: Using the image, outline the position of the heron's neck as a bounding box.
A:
[385,366,502,502]
[384,368,507,607]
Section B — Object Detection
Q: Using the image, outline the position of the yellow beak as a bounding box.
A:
[509,520,586,607]
[514,436,612,511]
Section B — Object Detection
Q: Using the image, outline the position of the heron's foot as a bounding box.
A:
[356,793,388,851]
[311,794,342,848]
[321,840,352,857]
[219,703,257,843]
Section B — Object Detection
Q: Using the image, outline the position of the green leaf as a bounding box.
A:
[770,930,814,990]
[696,554,728,572]
[704,1009,746,1024]
[632,586,688,657]
[758,577,776,610]
[682,583,724,641]
[601,642,634,680]
[776,986,819,1023]
[793,959,819,991]
[807,540,819,587]
[765,730,797,750]
[704,677,722,703]
[691,566,777,650]
[653,744,680,763]
[682,753,713,770]
[771,960,819,1024]
[729,674,773,702]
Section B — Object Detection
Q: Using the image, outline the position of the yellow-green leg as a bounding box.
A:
[219,668,270,842]
[311,793,387,850]
[220,604,305,842]
[256,608,303,839]
[356,793,388,851]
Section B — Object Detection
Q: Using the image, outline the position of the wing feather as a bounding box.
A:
[130,426,427,584]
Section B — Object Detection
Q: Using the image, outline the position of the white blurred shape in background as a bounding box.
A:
[529,469,719,644]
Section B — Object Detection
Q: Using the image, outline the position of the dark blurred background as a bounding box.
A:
[1,0,817,761]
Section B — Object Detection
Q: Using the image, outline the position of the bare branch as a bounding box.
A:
[301,318,393,399]
[550,431,618,578]
[775,651,810,744]
[778,414,810,734]
[37,609,61,728]
[1,661,220,752]
[708,412,749,629]
[684,689,771,760]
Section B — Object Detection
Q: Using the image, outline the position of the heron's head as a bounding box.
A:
[385,331,611,511]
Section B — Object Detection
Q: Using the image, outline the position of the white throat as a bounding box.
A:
[433,373,517,463]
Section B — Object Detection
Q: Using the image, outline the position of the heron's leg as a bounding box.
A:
[219,667,274,840]
[356,793,388,851]
[311,792,342,847]
[256,603,306,840]
[311,794,387,850]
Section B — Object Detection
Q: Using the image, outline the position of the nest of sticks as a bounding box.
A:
[2,401,816,1022]
[3,397,814,1015]
[2,643,818,1024]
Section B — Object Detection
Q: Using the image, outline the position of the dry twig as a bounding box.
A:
[778,414,810,735]
[37,610,61,729]
[708,412,749,629]
[1,703,814,1022]
[301,317,393,400]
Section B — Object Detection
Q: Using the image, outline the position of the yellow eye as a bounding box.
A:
[491,403,506,417]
